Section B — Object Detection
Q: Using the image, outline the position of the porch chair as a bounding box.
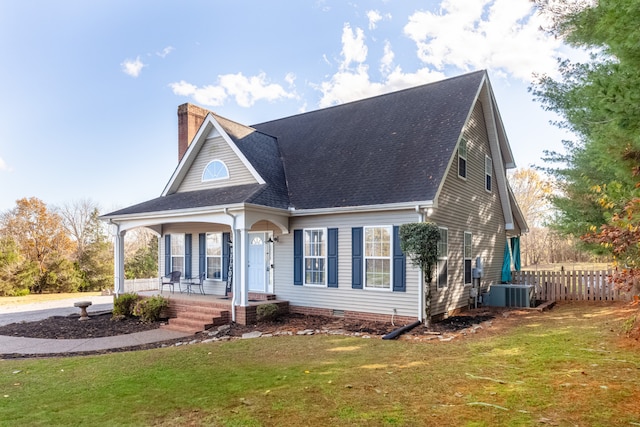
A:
[160,271,181,294]
[185,272,206,295]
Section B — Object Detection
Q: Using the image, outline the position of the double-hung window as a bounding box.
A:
[364,226,392,290]
[170,234,185,274]
[464,231,472,285]
[304,229,326,285]
[206,232,222,280]
[437,228,448,289]
[485,155,493,192]
[458,138,468,179]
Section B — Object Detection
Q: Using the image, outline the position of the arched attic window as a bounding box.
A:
[202,160,229,182]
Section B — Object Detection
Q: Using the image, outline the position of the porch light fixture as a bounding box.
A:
[426,208,434,217]
[267,236,279,243]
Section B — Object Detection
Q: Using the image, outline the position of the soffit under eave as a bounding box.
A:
[479,82,515,230]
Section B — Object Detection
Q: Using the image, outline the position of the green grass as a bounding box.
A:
[1,303,640,426]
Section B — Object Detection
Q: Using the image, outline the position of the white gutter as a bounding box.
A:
[224,207,238,323]
[289,200,435,216]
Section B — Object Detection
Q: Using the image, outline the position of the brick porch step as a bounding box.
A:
[160,300,230,334]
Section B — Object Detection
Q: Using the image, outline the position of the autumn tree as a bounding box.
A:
[58,198,100,261]
[0,197,80,293]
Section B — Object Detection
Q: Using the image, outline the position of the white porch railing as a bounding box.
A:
[123,278,159,293]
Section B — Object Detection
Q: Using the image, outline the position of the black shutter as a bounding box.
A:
[327,228,338,288]
[392,226,406,292]
[164,235,171,275]
[184,234,192,278]
[222,232,231,281]
[293,230,303,285]
[352,227,363,289]
[199,233,206,277]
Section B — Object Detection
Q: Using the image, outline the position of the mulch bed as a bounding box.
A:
[0,311,497,359]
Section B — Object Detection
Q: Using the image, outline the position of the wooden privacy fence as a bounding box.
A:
[511,270,632,302]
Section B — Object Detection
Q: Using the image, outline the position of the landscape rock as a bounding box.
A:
[242,331,262,339]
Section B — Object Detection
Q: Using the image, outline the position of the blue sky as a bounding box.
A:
[0,0,582,213]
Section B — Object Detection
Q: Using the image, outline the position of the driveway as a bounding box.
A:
[0,295,114,326]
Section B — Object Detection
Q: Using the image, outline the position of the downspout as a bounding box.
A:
[415,205,424,323]
[223,208,237,323]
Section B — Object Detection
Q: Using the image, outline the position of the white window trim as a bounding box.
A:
[458,138,468,180]
[464,231,472,286]
[304,228,327,287]
[170,233,185,273]
[485,155,492,193]
[206,232,223,281]
[437,227,448,290]
[363,225,393,292]
[202,159,230,182]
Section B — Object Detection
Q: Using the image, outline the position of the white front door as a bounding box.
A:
[248,233,267,292]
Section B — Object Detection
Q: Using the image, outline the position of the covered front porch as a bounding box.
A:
[104,204,290,326]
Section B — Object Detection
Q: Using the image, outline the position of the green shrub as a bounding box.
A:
[112,293,139,318]
[13,288,30,296]
[256,303,279,322]
[133,295,169,323]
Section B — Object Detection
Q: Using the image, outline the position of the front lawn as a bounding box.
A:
[1,302,639,426]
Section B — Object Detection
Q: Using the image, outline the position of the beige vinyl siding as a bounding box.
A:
[177,134,257,193]
[273,210,422,320]
[160,223,232,295]
[430,99,506,316]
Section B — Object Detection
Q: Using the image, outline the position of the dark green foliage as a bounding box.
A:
[256,303,280,322]
[0,237,36,296]
[125,236,158,279]
[531,0,640,257]
[133,295,169,323]
[76,209,113,291]
[399,222,440,326]
[112,293,140,318]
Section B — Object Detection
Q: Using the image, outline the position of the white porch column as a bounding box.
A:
[113,228,126,296]
[237,228,249,307]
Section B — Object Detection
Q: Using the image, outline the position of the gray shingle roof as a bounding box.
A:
[105,184,265,216]
[104,71,485,217]
[252,70,484,209]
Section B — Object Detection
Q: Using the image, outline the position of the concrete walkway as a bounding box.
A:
[0,295,192,356]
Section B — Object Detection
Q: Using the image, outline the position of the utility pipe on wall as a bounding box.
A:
[415,205,424,323]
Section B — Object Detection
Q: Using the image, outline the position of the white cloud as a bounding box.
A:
[367,10,382,29]
[317,23,445,107]
[0,156,8,171]
[156,46,174,58]
[284,72,296,86]
[403,0,563,81]
[340,24,368,69]
[169,73,295,108]
[366,9,391,30]
[317,63,445,108]
[169,80,228,106]
[380,40,394,76]
[121,56,145,77]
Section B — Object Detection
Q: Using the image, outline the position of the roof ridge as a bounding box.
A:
[251,70,486,128]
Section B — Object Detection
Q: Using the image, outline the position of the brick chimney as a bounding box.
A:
[177,103,210,162]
